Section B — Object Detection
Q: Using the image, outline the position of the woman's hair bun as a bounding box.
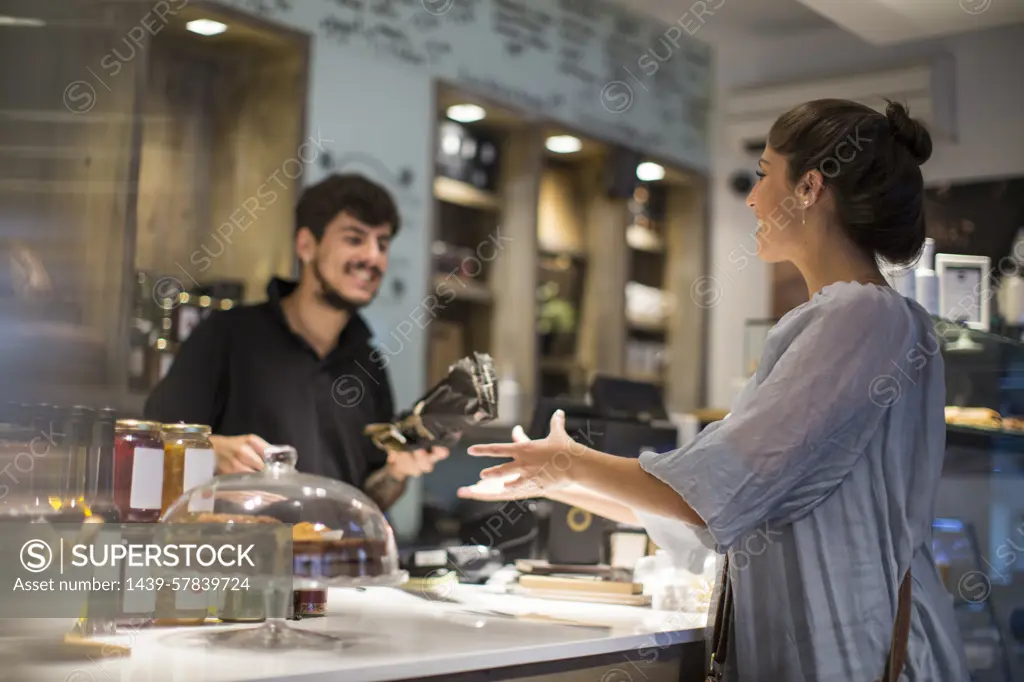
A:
[885,100,933,165]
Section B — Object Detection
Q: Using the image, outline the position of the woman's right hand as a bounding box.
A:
[209,434,270,474]
[457,425,531,501]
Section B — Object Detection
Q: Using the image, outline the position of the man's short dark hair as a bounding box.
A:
[295,173,400,240]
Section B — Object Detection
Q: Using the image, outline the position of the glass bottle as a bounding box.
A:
[147,297,176,388]
[54,405,95,516]
[86,407,120,522]
[160,423,215,514]
[129,272,154,392]
[113,420,165,522]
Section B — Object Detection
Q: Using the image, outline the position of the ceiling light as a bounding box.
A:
[636,162,665,182]
[187,19,228,36]
[545,135,582,154]
[447,104,486,123]
[0,16,45,27]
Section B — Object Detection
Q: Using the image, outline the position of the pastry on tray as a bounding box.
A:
[944,406,1002,430]
[290,522,387,579]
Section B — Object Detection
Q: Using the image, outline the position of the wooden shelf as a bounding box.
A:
[627,319,667,334]
[539,247,588,261]
[433,273,493,303]
[433,176,502,211]
[629,243,666,255]
[627,371,664,385]
[539,357,578,373]
[626,224,665,254]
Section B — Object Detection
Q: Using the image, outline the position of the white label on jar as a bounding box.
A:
[184,448,216,512]
[122,563,157,614]
[130,447,164,510]
[176,575,209,611]
[183,448,215,490]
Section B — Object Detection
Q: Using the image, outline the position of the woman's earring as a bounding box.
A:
[802,198,809,226]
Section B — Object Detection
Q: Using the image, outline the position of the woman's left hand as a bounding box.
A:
[467,410,585,496]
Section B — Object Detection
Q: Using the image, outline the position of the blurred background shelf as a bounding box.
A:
[433,176,502,212]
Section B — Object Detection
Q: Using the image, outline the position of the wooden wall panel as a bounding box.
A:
[136,31,306,303]
[664,183,707,413]
[207,48,305,302]
[134,41,214,282]
[578,163,629,378]
[537,164,584,256]
[491,127,543,421]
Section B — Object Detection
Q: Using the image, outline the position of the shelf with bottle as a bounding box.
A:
[0,402,120,521]
[129,272,241,394]
[434,118,503,211]
[433,176,501,212]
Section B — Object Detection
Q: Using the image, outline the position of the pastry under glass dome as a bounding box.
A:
[160,444,407,650]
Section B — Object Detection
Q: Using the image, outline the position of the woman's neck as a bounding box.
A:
[792,227,888,299]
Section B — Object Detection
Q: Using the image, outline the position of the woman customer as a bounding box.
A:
[459,100,969,681]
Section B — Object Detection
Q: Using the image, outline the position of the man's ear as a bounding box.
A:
[295,226,316,265]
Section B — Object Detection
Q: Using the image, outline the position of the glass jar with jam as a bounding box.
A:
[160,423,215,515]
[113,420,165,523]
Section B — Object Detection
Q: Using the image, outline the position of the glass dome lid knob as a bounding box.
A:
[263,444,298,468]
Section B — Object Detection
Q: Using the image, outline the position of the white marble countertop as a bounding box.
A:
[11,585,707,682]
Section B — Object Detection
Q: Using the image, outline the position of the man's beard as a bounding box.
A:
[312,259,375,312]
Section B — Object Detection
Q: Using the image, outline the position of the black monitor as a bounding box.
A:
[603,418,679,459]
[589,374,668,423]
[526,397,605,451]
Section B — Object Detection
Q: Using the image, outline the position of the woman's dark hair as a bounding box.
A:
[296,173,401,239]
[767,99,933,265]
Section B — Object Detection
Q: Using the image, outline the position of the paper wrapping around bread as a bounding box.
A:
[1003,417,1024,432]
[945,406,1002,429]
[365,352,498,451]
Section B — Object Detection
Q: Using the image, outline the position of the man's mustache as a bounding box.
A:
[344,262,382,278]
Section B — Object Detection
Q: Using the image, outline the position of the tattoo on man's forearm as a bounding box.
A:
[365,469,407,510]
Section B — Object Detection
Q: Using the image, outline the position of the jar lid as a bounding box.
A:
[161,423,211,435]
[115,419,162,433]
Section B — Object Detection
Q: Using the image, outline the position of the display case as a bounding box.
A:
[937,318,1024,681]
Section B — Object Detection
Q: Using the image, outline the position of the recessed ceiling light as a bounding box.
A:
[187,19,228,36]
[0,16,45,27]
[545,135,582,154]
[636,162,665,182]
[447,104,486,123]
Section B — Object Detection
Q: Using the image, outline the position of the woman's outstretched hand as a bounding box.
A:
[457,425,530,501]
[464,410,585,497]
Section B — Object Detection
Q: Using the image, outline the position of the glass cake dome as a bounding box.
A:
[160,444,407,650]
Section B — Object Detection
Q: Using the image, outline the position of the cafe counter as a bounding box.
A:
[10,584,708,682]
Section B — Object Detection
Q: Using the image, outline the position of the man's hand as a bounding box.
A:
[209,434,270,474]
[385,446,449,481]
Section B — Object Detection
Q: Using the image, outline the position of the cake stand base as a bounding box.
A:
[192,619,360,652]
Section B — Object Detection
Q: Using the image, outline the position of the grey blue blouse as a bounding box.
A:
[637,282,969,681]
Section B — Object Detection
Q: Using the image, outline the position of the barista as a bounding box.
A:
[144,174,447,511]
